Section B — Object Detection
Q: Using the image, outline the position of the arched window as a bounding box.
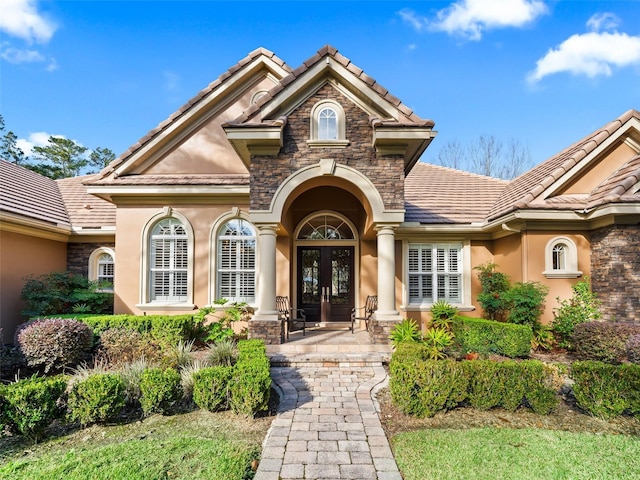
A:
[308,100,348,147]
[297,214,355,240]
[544,237,582,279]
[149,218,189,302]
[217,219,256,303]
[88,247,115,291]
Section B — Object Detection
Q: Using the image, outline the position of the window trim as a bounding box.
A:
[307,100,349,148]
[137,208,195,310]
[402,240,474,312]
[543,236,583,279]
[88,247,115,291]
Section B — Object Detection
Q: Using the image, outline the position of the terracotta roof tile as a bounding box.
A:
[57,175,116,228]
[88,174,249,186]
[405,163,508,224]
[0,160,69,227]
[586,155,640,209]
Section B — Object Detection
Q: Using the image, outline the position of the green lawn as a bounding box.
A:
[0,410,270,480]
[392,427,640,480]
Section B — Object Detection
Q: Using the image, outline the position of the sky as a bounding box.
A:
[1,0,640,172]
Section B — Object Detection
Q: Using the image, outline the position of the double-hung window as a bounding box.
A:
[149,218,188,302]
[408,243,462,304]
[217,219,256,303]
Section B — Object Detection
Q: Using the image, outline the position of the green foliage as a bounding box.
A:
[451,316,532,358]
[164,340,195,369]
[1,375,66,442]
[201,301,250,343]
[474,262,511,321]
[422,327,454,360]
[139,368,182,416]
[117,358,150,405]
[206,338,238,367]
[192,366,234,412]
[389,318,421,347]
[68,373,126,426]
[429,300,458,329]
[229,340,271,417]
[573,321,640,364]
[552,278,602,350]
[503,281,549,327]
[31,136,88,179]
[21,271,113,318]
[16,318,94,373]
[571,361,640,419]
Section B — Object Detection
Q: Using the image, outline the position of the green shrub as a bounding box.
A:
[68,373,126,426]
[552,277,601,350]
[451,316,532,358]
[192,366,233,412]
[1,375,66,442]
[139,367,182,416]
[236,339,266,360]
[573,321,640,364]
[391,342,436,364]
[389,318,421,347]
[229,341,271,417]
[503,281,549,327]
[429,300,458,329]
[207,338,238,367]
[118,358,151,405]
[474,262,511,321]
[97,328,162,366]
[21,271,113,317]
[16,318,94,373]
[422,327,453,360]
[163,339,195,369]
[571,361,640,419]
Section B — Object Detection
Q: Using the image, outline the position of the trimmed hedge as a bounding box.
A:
[139,367,182,416]
[229,339,271,417]
[571,361,640,419]
[574,322,640,364]
[193,366,234,412]
[451,316,533,358]
[68,373,126,426]
[389,346,557,417]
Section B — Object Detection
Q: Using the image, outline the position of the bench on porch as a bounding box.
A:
[350,295,377,333]
[276,296,306,339]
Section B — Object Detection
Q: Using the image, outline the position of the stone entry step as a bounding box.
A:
[268,352,390,367]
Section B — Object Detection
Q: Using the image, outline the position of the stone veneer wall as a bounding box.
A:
[250,83,405,211]
[590,224,640,322]
[67,243,115,278]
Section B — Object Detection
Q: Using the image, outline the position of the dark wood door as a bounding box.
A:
[298,246,354,323]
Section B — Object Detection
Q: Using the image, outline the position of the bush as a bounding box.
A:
[139,367,182,416]
[571,361,640,419]
[68,373,126,426]
[1,375,66,442]
[429,300,458,329]
[626,335,640,364]
[451,316,532,358]
[207,338,238,367]
[474,262,511,321]
[229,340,271,417]
[573,322,640,364]
[192,366,233,412]
[118,358,151,405]
[503,281,549,327]
[552,278,602,350]
[97,328,162,366]
[16,318,94,373]
[422,327,454,360]
[389,318,421,347]
[21,271,113,318]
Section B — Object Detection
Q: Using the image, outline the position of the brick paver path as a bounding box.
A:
[254,363,402,480]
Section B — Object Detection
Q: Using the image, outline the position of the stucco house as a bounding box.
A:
[1,45,639,343]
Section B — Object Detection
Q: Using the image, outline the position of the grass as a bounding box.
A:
[392,427,640,480]
[0,409,270,480]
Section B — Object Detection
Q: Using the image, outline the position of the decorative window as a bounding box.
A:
[149,218,189,302]
[216,219,256,303]
[544,237,582,278]
[308,100,348,147]
[408,243,462,305]
[297,214,355,240]
[88,247,115,291]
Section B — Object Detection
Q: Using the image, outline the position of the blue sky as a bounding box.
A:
[2,0,640,170]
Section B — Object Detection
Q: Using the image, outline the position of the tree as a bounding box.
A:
[31,136,88,179]
[87,147,116,173]
[0,114,27,165]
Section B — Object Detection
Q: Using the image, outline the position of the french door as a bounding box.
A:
[297,246,354,323]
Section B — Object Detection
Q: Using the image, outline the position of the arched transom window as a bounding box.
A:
[217,219,256,303]
[297,214,355,240]
[150,218,188,302]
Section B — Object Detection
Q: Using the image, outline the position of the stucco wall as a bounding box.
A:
[0,230,67,340]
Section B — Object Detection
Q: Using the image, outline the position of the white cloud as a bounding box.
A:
[528,15,640,84]
[17,131,52,157]
[401,0,548,40]
[0,42,44,63]
[0,0,57,43]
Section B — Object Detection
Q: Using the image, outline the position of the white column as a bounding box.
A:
[375,224,400,320]
[253,223,279,319]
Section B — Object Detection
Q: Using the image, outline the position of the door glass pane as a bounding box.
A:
[301,249,320,304]
[331,248,351,305]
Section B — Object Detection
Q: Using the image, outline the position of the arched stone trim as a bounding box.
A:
[543,236,582,279]
[250,160,404,225]
[138,207,195,309]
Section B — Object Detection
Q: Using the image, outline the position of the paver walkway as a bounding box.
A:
[254,356,402,480]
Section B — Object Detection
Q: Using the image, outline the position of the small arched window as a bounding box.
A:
[88,247,115,291]
[308,100,348,147]
[216,219,256,303]
[318,107,337,140]
[544,237,582,279]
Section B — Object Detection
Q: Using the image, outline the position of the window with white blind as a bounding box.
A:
[216,219,256,303]
[88,247,115,291]
[97,253,114,284]
[408,243,462,305]
[149,218,189,302]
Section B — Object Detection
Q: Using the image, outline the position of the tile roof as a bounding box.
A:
[488,109,640,220]
[0,160,69,227]
[586,154,640,210]
[236,45,434,127]
[405,162,508,224]
[56,175,116,228]
[86,174,249,186]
